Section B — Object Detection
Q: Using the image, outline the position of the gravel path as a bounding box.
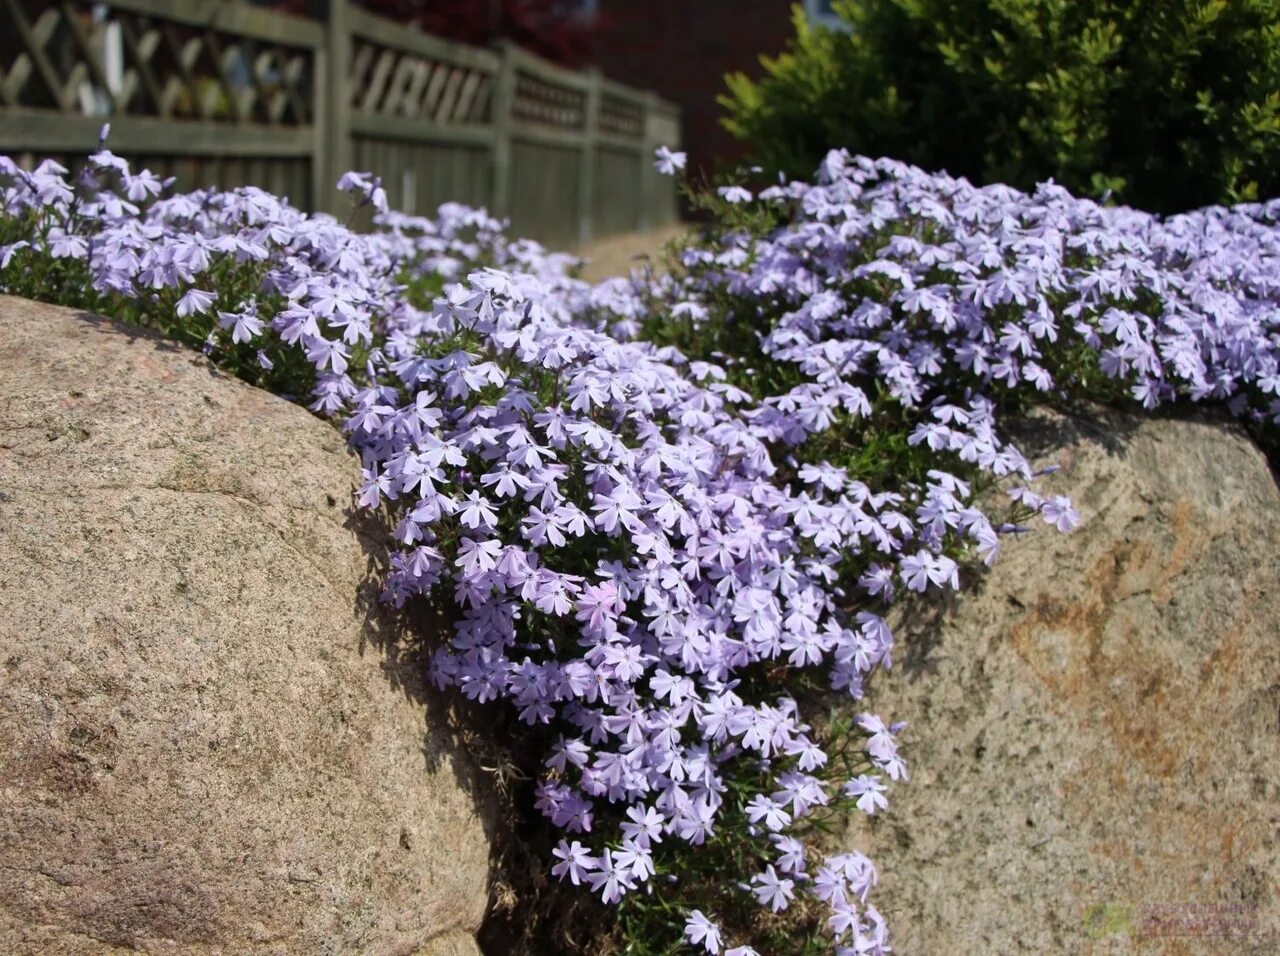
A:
[573,223,688,281]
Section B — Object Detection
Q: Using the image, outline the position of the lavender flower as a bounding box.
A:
[684,910,723,953]
[654,145,687,176]
[3,137,1274,955]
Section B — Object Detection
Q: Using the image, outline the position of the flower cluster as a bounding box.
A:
[1,148,921,953]
[647,149,1280,439]
[3,141,1275,955]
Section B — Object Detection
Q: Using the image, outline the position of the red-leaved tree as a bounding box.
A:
[354,0,598,67]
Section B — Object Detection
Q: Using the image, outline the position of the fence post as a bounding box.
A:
[490,40,517,220]
[309,0,352,214]
[578,67,601,246]
[638,91,661,233]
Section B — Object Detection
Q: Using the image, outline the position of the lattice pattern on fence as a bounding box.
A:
[511,70,586,131]
[0,0,679,239]
[348,38,493,124]
[0,0,314,125]
[598,91,644,140]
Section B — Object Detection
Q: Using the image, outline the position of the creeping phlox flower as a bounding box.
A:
[655,148,1280,436]
[3,142,1276,955]
[654,145,688,176]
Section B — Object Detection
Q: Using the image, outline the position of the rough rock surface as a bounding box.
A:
[849,408,1279,954]
[0,297,493,955]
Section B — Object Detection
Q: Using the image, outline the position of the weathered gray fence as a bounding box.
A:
[0,0,681,245]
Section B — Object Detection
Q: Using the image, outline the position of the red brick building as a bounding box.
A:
[588,1,841,188]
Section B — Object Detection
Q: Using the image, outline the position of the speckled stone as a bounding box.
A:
[0,297,493,955]
[846,407,1279,955]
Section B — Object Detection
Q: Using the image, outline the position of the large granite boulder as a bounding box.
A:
[852,408,1279,954]
[0,297,493,955]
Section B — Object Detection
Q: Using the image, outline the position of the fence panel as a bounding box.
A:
[350,138,490,217]
[499,44,590,243]
[0,0,320,205]
[593,144,642,238]
[507,138,581,248]
[590,79,652,237]
[0,0,680,244]
[342,3,498,219]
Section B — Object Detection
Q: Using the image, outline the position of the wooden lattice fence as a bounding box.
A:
[0,0,681,244]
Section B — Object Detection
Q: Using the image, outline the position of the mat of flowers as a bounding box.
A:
[3,134,1276,955]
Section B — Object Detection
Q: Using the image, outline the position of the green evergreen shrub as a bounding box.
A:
[721,0,1280,213]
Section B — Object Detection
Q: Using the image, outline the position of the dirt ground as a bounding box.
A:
[572,222,689,281]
